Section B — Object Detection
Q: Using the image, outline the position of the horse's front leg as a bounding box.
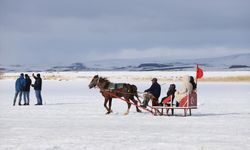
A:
[124,98,131,115]
[104,98,110,114]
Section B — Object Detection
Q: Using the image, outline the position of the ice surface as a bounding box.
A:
[0,72,250,150]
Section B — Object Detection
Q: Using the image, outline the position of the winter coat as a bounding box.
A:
[175,76,193,102]
[33,76,42,91]
[15,76,26,92]
[145,82,161,99]
[167,84,176,100]
[160,84,176,105]
[24,77,32,91]
[190,76,197,90]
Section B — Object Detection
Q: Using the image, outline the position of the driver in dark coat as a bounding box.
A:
[140,78,161,107]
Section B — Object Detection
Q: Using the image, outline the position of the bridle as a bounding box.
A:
[92,76,101,89]
[96,77,100,87]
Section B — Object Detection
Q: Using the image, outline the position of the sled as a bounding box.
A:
[152,91,198,116]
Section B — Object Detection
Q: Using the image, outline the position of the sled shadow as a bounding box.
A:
[192,112,249,117]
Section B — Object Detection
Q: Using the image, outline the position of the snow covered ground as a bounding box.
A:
[0,72,250,150]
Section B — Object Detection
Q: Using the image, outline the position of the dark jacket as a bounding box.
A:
[33,76,42,91]
[167,84,176,97]
[190,76,197,90]
[160,84,176,105]
[167,84,176,101]
[24,77,32,91]
[145,82,161,99]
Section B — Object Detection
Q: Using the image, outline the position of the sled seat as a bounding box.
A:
[151,97,159,106]
[152,91,197,116]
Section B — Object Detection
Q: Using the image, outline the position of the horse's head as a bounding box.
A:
[89,75,99,89]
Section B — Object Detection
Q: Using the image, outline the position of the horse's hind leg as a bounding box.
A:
[135,93,141,104]
[131,98,142,113]
[124,99,131,115]
[108,98,113,113]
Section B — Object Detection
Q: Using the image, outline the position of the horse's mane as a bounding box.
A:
[99,77,110,83]
[99,77,110,89]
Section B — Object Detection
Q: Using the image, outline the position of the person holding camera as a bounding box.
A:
[32,73,43,105]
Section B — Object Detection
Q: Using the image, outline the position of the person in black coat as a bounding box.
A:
[140,78,161,108]
[159,84,176,115]
[160,84,176,105]
[189,76,197,91]
[23,74,32,105]
[32,73,43,105]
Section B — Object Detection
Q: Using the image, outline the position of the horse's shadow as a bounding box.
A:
[46,102,84,106]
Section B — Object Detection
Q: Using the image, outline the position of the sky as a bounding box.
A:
[0,0,250,65]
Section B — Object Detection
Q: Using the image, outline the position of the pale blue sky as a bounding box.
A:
[0,0,250,65]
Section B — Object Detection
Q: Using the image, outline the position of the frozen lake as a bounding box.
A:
[0,74,250,150]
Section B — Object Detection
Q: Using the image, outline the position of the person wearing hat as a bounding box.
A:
[32,73,43,105]
[140,78,161,108]
[13,73,26,106]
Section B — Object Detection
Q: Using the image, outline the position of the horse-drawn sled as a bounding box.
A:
[88,65,203,116]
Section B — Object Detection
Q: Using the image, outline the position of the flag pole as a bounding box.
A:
[196,64,199,92]
[196,64,198,84]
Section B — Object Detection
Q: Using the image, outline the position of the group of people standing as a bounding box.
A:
[140,75,197,108]
[13,73,43,106]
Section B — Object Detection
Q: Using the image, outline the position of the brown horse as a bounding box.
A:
[88,75,142,115]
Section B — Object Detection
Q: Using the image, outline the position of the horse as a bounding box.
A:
[88,75,142,115]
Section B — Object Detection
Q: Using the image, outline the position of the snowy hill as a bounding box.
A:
[0,53,250,72]
[190,53,250,68]
[46,63,88,72]
[84,53,250,71]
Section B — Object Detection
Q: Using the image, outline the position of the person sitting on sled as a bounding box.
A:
[159,84,176,106]
[175,75,193,107]
[140,78,161,108]
[189,76,197,91]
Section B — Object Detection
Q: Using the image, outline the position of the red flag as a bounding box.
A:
[196,64,203,80]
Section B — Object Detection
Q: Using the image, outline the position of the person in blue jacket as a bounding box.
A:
[13,73,26,106]
[140,78,161,108]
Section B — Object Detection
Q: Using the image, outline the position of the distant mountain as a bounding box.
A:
[229,65,250,69]
[85,53,250,71]
[138,63,173,68]
[1,53,250,72]
[46,63,88,72]
[190,53,250,67]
